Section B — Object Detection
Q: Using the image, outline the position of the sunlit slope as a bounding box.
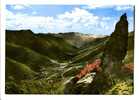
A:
[6,57,36,81]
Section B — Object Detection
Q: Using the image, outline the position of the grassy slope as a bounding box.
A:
[6,42,58,72]
[6,57,36,81]
[6,30,78,62]
[71,37,109,63]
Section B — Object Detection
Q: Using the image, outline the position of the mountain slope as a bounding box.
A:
[6,30,78,62]
[6,57,36,81]
[6,42,58,72]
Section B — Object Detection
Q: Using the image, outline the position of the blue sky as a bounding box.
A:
[6,5,134,35]
[6,5,80,16]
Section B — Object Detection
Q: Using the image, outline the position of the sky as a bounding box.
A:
[6,5,134,35]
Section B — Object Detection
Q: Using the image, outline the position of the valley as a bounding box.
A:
[5,14,134,94]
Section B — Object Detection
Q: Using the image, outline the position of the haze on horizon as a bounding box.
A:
[6,5,134,35]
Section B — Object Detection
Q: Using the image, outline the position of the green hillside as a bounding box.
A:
[5,20,134,95]
[6,57,36,81]
[6,30,78,62]
[6,42,58,72]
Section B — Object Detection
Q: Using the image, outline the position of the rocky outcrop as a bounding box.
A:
[64,71,113,94]
[105,13,128,62]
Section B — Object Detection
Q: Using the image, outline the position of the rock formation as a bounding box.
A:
[105,13,128,62]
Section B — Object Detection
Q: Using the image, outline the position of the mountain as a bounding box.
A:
[6,30,78,62]
[5,13,134,94]
[53,32,104,48]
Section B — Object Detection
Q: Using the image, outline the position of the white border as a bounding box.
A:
[0,0,6,99]
[1,0,139,100]
[5,0,135,5]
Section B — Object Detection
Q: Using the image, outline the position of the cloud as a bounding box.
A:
[11,5,30,10]
[83,5,133,11]
[82,5,110,10]
[32,11,37,15]
[115,5,133,11]
[55,8,116,34]
[6,7,133,35]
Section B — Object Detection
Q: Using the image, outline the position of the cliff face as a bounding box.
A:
[105,13,128,62]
